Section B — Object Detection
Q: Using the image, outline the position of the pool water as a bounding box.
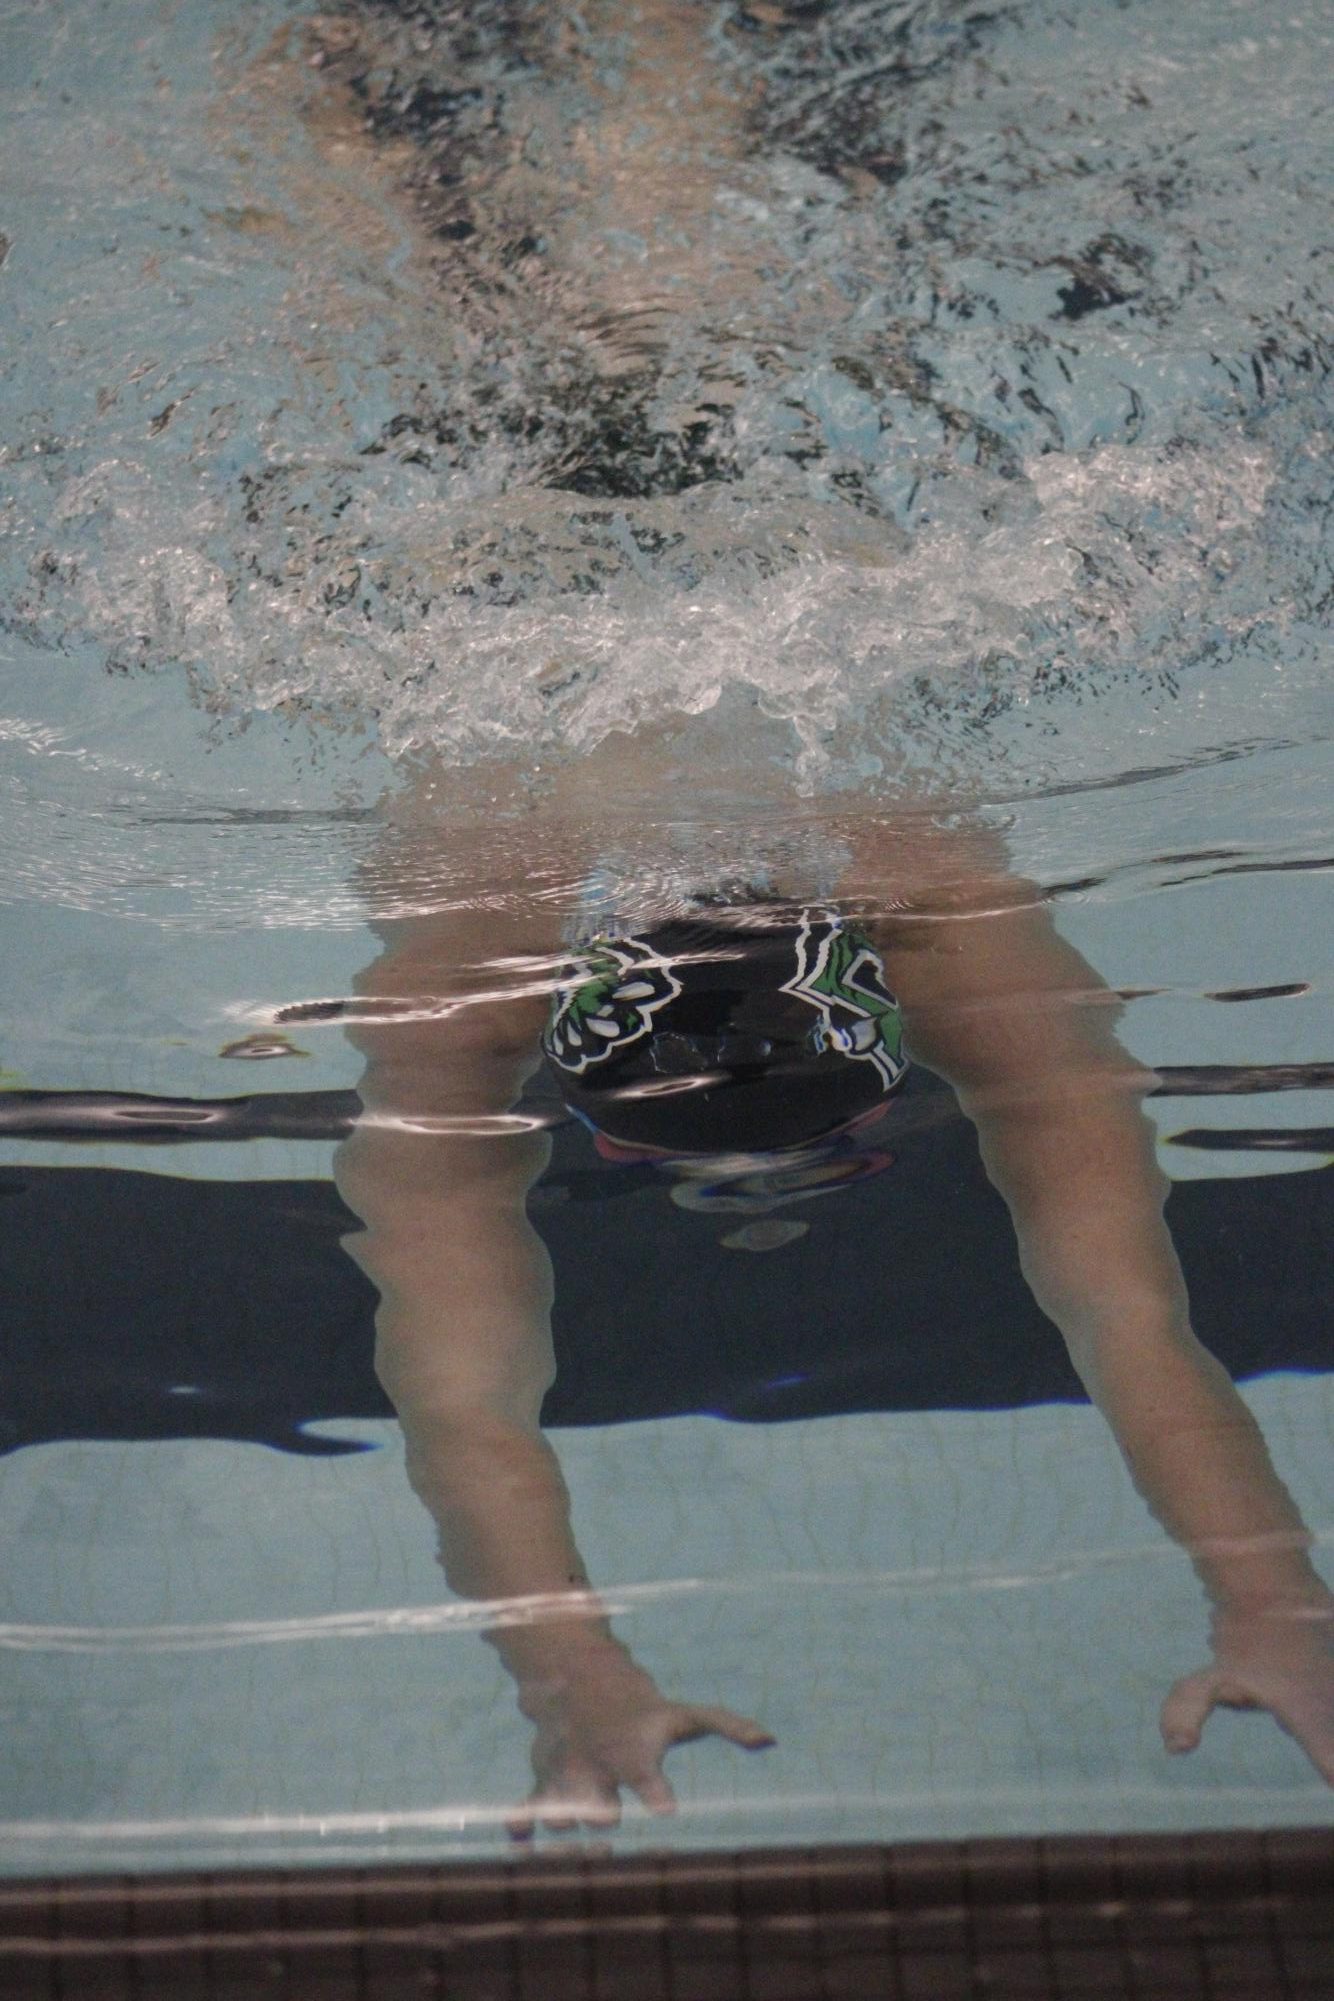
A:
[1,0,1332,1871]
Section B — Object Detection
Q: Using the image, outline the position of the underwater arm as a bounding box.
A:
[874,846,1333,1779]
[334,916,596,1604]
[336,901,770,1828]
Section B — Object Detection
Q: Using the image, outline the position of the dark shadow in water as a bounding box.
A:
[1,1065,1329,1458]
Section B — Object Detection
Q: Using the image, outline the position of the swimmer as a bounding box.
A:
[335,758,1334,1834]
[310,0,1332,1835]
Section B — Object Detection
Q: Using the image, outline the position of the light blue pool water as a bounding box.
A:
[1,0,1332,1872]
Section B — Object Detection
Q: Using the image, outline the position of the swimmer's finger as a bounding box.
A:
[679,1706,776,1751]
[1160,1668,1223,1754]
[508,1776,622,1840]
[508,1792,579,1839]
[631,1769,678,1818]
[577,1786,624,1830]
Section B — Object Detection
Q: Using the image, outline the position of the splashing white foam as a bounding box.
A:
[2,0,1332,800]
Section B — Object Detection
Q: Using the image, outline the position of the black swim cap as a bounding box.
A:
[542,909,908,1156]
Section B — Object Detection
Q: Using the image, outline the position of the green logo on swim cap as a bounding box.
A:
[543,936,683,1076]
[781,913,907,1090]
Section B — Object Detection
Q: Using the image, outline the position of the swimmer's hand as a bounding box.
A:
[1161,1595,1334,1786]
[507,1645,774,1839]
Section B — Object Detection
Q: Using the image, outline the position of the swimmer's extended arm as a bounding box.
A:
[335,894,769,1833]
[334,911,589,1602]
[866,834,1333,1781]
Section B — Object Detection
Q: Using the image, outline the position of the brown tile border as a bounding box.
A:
[1,1826,1330,1999]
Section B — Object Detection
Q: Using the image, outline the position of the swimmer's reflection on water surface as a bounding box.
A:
[334,748,1334,1837]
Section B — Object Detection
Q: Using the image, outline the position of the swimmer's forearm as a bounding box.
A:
[345,1159,622,1680]
[861,841,1327,1620]
[982,1103,1326,1614]
[1072,1320,1326,1616]
[396,1405,624,1683]
[970,1087,1189,1349]
[339,1059,620,1678]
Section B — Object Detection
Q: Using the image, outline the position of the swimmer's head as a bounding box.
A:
[542,908,908,1159]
